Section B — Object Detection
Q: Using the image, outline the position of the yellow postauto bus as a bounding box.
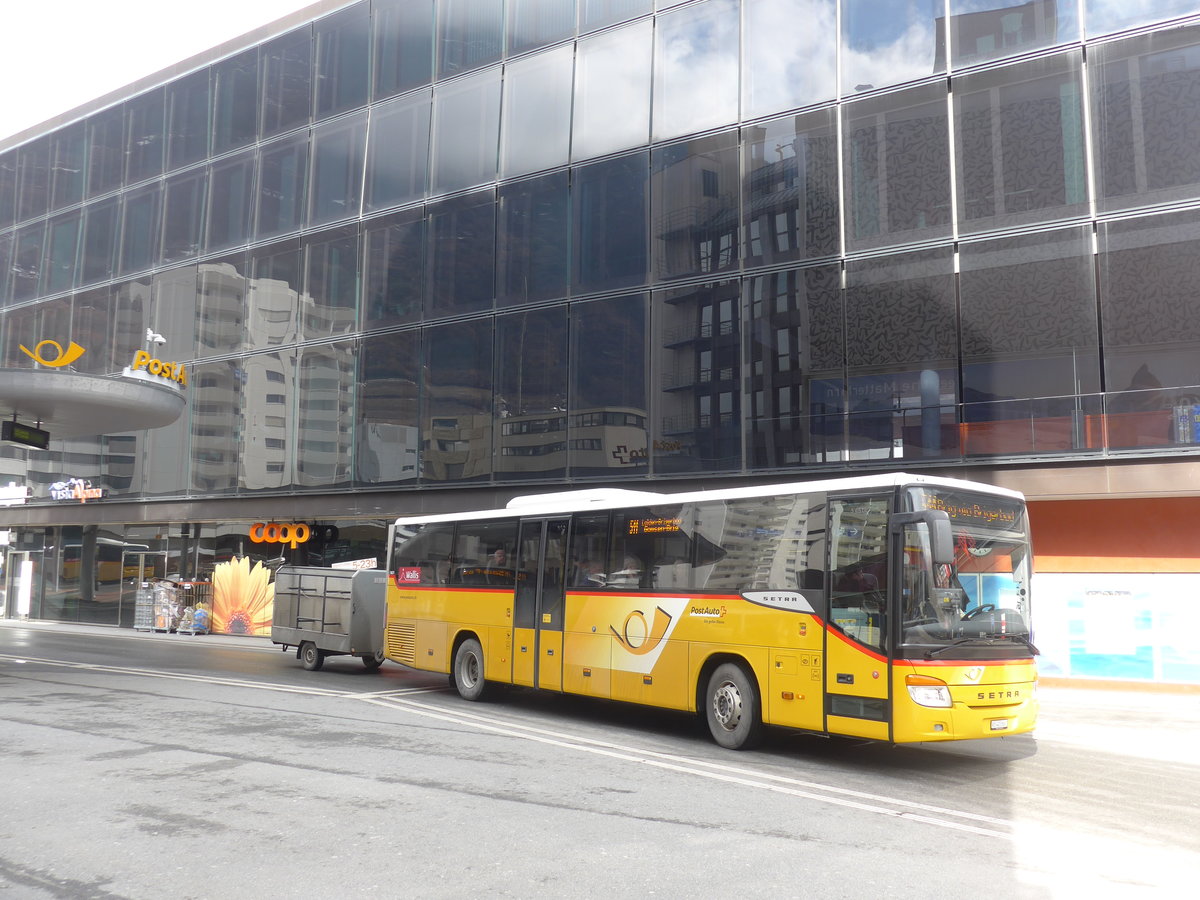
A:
[385,473,1037,749]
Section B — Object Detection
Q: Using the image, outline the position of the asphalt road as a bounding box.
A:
[1,621,1197,899]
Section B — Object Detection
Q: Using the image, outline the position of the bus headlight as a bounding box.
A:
[906,674,953,708]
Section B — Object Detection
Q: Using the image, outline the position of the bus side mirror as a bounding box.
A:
[891,509,954,565]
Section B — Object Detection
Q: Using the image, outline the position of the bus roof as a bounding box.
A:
[392,472,1024,526]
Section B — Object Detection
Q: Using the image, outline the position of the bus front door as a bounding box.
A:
[512,518,569,691]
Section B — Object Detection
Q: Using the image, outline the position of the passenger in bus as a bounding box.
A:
[572,558,604,586]
[489,547,508,566]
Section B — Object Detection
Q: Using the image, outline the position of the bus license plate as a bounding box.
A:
[990,719,1009,731]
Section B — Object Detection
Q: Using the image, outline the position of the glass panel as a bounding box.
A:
[845,248,959,461]
[495,306,568,481]
[500,45,573,178]
[954,51,1087,233]
[507,0,576,53]
[308,112,366,227]
[314,2,371,120]
[374,0,434,99]
[166,69,211,172]
[427,189,495,317]
[652,0,739,142]
[744,0,836,120]
[424,319,494,483]
[152,266,200,366]
[49,123,86,213]
[79,197,120,287]
[746,265,845,467]
[11,222,45,302]
[357,329,421,484]
[261,26,312,139]
[44,211,81,295]
[1086,0,1198,37]
[296,341,356,488]
[238,350,295,492]
[72,286,117,374]
[118,186,161,276]
[744,109,840,266]
[573,19,652,160]
[651,130,739,282]
[248,238,302,348]
[573,151,649,294]
[197,254,249,357]
[1091,26,1200,213]
[959,228,1099,455]
[113,277,152,369]
[0,232,11,306]
[0,151,15,229]
[430,66,501,194]
[302,225,360,340]
[363,208,425,328]
[652,280,742,473]
[124,89,165,185]
[256,132,310,240]
[86,107,124,199]
[17,136,50,224]
[843,82,952,251]
[364,90,431,212]
[206,149,256,252]
[950,0,1078,68]
[161,169,208,264]
[497,170,569,306]
[842,0,945,95]
[1,297,71,366]
[569,293,649,477]
[580,0,652,32]
[190,358,243,495]
[212,48,260,154]
[437,0,504,78]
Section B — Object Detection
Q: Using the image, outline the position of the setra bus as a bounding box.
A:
[385,472,1037,749]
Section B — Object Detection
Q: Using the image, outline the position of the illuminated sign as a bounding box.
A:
[2,420,50,450]
[128,350,188,387]
[18,339,86,367]
[249,522,311,549]
[626,517,682,535]
[48,477,106,503]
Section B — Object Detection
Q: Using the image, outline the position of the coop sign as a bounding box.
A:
[249,522,311,549]
[49,477,106,503]
[128,350,188,387]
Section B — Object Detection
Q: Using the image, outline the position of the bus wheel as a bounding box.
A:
[300,642,325,672]
[706,663,763,750]
[362,649,385,670]
[453,637,489,701]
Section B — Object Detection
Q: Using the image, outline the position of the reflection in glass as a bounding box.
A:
[424,319,494,482]
[261,27,312,139]
[44,212,81,295]
[580,0,652,33]
[212,48,259,154]
[653,0,739,142]
[954,51,1087,232]
[86,108,124,199]
[308,112,366,226]
[80,198,119,287]
[573,19,653,160]
[249,238,302,348]
[495,306,568,481]
[17,137,50,224]
[1086,0,1197,38]
[191,358,244,495]
[949,0,1077,68]
[507,0,575,53]
[124,89,165,186]
[843,83,951,250]
[652,131,739,282]
[744,0,837,120]
[197,254,249,356]
[162,170,208,264]
[501,45,573,178]
[118,186,161,276]
[12,224,44,302]
[206,150,256,252]
[437,0,504,78]
[72,286,117,374]
[166,69,210,172]
[0,152,14,230]
[373,0,434,99]
[574,152,649,294]
[357,329,421,484]
[363,209,425,328]
[652,280,742,473]
[0,232,11,306]
[296,342,356,488]
[364,90,431,212]
[842,0,944,94]
[431,66,501,194]
[49,123,86,213]
[497,171,569,306]
[428,190,495,318]
[238,352,292,492]
[256,132,310,240]
[569,293,649,477]
[314,2,370,120]
[302,225,359,339]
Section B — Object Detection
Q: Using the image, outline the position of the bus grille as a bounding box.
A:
[386,622,416,665]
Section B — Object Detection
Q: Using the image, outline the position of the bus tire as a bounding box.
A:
[705,662,764,750]
[453,637,489,701]
[300,642,325,672]
[362,650,385,670]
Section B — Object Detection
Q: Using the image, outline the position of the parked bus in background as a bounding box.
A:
[386,473,1037,749]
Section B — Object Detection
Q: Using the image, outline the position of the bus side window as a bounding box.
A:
[569,513,610,588]
[829,497,889,652]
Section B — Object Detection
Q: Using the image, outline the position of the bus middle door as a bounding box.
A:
[512,518,570,691]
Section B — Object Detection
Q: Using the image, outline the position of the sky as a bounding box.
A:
[1,0,320,143]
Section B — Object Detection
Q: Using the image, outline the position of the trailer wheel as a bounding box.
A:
[705,662,763,750]
[362,649,385,670]
[452,637,489,701]
[300,642,325,671]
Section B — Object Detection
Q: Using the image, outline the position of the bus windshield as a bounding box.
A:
[900,487,1033,657]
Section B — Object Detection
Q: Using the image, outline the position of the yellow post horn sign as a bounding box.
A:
[19,339,87,367]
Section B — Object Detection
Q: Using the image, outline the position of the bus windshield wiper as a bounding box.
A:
[924,638,982,658]
[924,635,1039,658]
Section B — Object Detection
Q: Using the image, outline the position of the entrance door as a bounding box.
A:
[119,552,167,628]
[511,518,570,691]
[1,551,38,619]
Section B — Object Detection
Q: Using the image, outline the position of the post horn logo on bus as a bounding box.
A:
[19,339,87,368]
[249,522,311,549]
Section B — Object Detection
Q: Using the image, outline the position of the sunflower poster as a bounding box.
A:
[210,557,275,636]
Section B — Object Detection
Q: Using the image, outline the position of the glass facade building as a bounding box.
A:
[2,0,1200,681]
